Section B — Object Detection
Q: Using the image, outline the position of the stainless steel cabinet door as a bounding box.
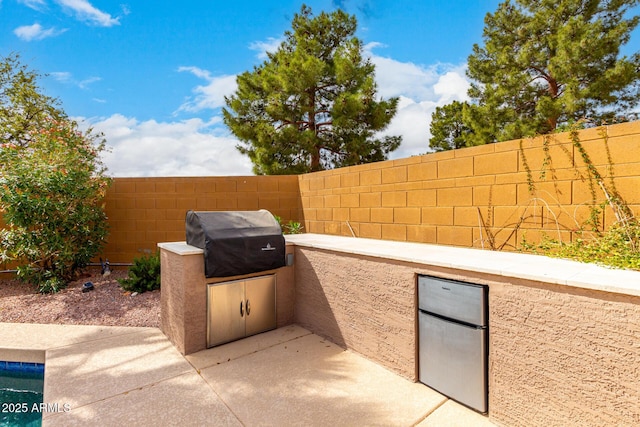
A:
[245,275,276,337]
[418,276,487,327]
[207,280,246,347]
[419,312,487,413]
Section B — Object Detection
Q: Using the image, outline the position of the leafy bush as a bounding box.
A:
[283,220,303,234]
[118,252,161,293]
[557,222,640,270]
[0,118,110,293]
[523,222,640,271]
[274,215,304,234]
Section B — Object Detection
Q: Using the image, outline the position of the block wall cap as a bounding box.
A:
[158,241,203,255]
[284,233,640,298]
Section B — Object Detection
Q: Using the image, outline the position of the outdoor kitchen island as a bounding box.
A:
[159,233,640,426]
[158,241,295,356]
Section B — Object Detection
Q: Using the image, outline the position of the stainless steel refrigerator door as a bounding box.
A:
[245,275,277,337]
[207,280,246,347]
[418,276,487,327]
[419,311,487,413]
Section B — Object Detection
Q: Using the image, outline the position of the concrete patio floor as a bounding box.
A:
[0,323,495,426]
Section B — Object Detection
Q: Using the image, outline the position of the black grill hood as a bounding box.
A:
[185,210,286,278]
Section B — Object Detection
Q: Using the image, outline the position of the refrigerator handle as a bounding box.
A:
[240,301,244,317]
[246,299,251,316]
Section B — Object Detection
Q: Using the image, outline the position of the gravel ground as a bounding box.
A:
[0,268,160,328]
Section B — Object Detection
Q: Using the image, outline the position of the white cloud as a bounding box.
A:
[79,114,253,177]
[50,71,101,89]
[78,76,101,89]
[370,57,438,100]
[249,37,284,60]
[433,69,471,105]
[177,66,237,112]
[55,0,119,27]
[14,23,66,41]
[383,96,437,159]
[364,43,471,156]
[50,71,73,82]
[18,0,46,10]
[178,66,211,81]
[74,43,472,177]
[365,43,469,103]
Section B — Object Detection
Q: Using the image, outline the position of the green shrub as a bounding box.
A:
[0,118,110,293]
[118,252,161,293]
[283,220,303,234]
[523,222,640,271]
[274,215,304,234]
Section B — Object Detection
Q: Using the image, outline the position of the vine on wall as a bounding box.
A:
[517,123,639,270]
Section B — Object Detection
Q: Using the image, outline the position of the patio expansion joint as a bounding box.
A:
[412,398,448,426]
[193,371,244,426]
[187,328,314,372]
[184,329,319,425]
[229,331,313,360]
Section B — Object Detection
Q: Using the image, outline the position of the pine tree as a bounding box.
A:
[223,5,401,174]
[429,0,640,149]
[429,101,474,151]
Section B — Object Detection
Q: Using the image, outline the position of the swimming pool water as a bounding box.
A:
[0,362,44,427]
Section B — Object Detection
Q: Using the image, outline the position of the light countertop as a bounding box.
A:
[284,233,640,297]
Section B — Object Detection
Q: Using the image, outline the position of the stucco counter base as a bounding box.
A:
[285,233,640,427]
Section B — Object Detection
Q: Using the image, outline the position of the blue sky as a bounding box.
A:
[2,0,639,176]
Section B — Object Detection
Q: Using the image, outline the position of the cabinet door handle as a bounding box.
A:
[240,301,244,317]
[246,299,251,316]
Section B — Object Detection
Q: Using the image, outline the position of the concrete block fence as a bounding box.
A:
[2,121,639,265]
[102,176,302,262]
[299,121,640,249]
